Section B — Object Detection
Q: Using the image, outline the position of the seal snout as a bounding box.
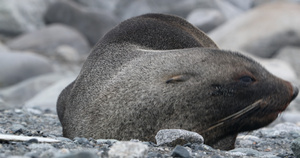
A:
[291,85,299,101]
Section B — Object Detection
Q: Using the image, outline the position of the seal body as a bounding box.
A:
[57,14,298,150]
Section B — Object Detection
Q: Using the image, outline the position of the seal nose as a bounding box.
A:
[291,85,299,101]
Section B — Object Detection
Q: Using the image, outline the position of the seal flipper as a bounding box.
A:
[210,134,237,150]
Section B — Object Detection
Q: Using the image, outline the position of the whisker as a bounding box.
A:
[201,99,263,133]
[217,99,263,123]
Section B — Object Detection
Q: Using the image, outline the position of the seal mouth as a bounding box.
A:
[201,99,291,134]
[200,99,263,133]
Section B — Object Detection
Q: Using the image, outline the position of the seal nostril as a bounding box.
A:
[291,86,299,101]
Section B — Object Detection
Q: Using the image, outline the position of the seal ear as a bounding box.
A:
[166,75,190,83]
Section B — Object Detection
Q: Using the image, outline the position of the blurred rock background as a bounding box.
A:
[0,0,299,124]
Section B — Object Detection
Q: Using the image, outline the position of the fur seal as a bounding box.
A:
[57,13,299,150]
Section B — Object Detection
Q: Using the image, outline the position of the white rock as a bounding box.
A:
[55,45,82,63]
[0,50,53,88]
[214,0,244,20]
[0,73,66,106]
[257,58,298,83]
[108,141,149,158]
[275,46,300,78]
[24,76,76,112]
[209,2,300,58]
[0,0,55,35]
[0,134,60,143]
[7,24,90,57]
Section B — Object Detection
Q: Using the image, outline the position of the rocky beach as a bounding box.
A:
[0,0,300,157]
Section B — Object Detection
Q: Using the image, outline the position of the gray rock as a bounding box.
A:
[256,58,298,84]
[288,95,300,112]
[275,112,300,124]
[114,0,152,21]
[0,50,53,88]
[96,139,118,145]
[272,122,300,132]
[7,24,90,57]
[275,46,300,78]
[253,0,300,7]
[115,0,217,20]
[236,135,261,147]
[73,137,89,145]
[56,151,98,158]
[229,148,260,157]
[186,9,225,32]
[0,73,66,106]
[0,0,55,36]
[55,45,82,63]
[227,0,254,11]
[44,0,118,45]
[24,76,76,112]
[253,123,300,139]
[291,137,300,158]
[155,129,204,146]
[214,0,244,20]
[72,0,119,13]
[108,141,149,158]
[0,42,8,51]
[171,145,191,158]
[28,144,54,150]
[209,2,300,58]
[10,124,27,133]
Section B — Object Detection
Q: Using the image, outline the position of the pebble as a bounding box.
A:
[229,148,260,157]
[73,137,89,145]
[108,141,149,158]
[171,145,191,158]
[10,124,27,134]
[56,151,98,158]
[155,129,204,146]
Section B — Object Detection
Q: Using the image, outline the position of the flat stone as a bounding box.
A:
[56,151,98,158]
[7,24,90,57]
[0,0,54,35]
[0,73,66,106]
[155,129,204,146]
[44,0,118,45]
[209,2,300,58]
[230,148,260,157]
[275,46,300,78]
[24,76,76,112]
[0,50,53,88]
[0,134,60,143]
[171,145,191,158]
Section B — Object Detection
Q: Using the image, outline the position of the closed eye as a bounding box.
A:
[239,76,255,83]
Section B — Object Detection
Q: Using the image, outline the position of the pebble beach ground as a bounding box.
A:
[0,107,300,158]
